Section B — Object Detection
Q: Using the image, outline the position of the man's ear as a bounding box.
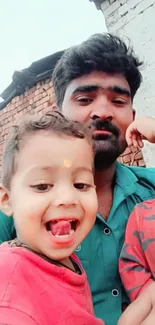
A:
[0,185,13,216]
[132,109,136,120]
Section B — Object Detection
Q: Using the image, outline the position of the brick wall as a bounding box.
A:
[0,79,56,178]
[0,78,145,179]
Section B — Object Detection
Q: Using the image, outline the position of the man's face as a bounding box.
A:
[62,71,135,170]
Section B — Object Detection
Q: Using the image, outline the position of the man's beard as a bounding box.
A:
[92,119,127,171]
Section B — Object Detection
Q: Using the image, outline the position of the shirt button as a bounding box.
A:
[112,289,119,297]
[104,228,111,235]
[75,245,81,252]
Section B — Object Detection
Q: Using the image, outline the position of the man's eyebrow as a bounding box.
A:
[72,85,99,96]
[71,85,131,97]
[110,86,131,97]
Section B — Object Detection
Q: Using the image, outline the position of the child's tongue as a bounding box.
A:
[50,220,71,236]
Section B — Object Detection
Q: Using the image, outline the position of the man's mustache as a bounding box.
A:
[92,119,120,138]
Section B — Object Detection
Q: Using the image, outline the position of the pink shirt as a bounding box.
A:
[119,200,155,301]
[0,244,104,325]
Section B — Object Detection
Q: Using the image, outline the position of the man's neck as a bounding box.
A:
[94,163,116,190]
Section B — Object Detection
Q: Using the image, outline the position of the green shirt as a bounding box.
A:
[75,163,155,325]
[0,162,155,325]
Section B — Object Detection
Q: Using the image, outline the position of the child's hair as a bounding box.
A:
[1,110,93,189]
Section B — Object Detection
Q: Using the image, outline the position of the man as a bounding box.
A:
[0,34,155,325]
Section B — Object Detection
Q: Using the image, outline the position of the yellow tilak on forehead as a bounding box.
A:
[63,159,72,168]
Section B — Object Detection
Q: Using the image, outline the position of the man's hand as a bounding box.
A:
[118,282,155,325]
[126,116,155,148]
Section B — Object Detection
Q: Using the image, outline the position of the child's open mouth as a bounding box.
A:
[46,219,78,238]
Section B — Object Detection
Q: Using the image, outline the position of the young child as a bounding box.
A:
[119,116,155,303]
[0,111,104,325]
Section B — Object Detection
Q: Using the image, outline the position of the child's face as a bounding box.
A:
[5,132,97,260]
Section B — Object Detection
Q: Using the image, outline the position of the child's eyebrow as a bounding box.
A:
[25,166,57,174]
[40,166,56,171]
[25,165,93,175]
[73,167,93,173]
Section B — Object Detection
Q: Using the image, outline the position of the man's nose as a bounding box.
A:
[90,98,114,121]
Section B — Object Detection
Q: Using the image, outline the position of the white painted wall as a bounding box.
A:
[100,0,155,166]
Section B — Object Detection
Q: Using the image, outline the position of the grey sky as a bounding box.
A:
[0,0,107,95]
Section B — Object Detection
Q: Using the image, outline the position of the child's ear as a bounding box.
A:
[0,185,13,216]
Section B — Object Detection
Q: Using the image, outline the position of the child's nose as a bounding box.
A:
[53,187,78,207]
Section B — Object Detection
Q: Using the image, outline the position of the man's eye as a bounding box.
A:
[75,97,93,104]
[31,184,53,192]
[112,99,126,105]
[74,183,91,190]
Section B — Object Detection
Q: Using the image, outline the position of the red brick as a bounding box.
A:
[131,146,138,153]
[123,154,131,163]
[35,89,40,96]
[42,91,47,98]
[17,105,23,112]
[43,102,48,109]
[138,159,145,167]
[36,83,41,89]
[134,151,143,160]
[34,96,39,103]
[28,99,33,105]
[121,147,132,156]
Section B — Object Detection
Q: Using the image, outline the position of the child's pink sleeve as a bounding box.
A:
[119,205,153,302]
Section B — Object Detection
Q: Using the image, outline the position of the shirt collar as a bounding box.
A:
[115,161,138,193]
[96,163,138,224]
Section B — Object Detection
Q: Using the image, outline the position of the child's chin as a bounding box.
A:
[41,246,74,261]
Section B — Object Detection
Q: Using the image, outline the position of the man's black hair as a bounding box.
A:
[52,33,143,107]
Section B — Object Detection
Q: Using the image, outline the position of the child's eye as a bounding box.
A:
[74,183,91,190]
[31,184,53,192]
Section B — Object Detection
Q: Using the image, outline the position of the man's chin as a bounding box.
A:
[94,151,119,171]
[94,139,126,171]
